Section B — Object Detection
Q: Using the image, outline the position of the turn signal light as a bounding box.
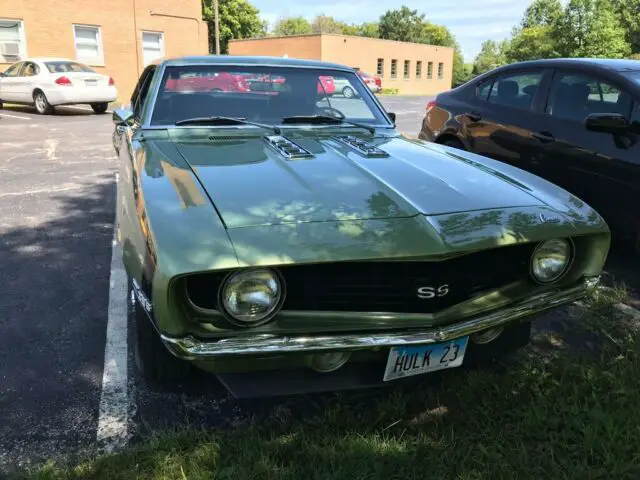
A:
[108,77,115,86]
[55,76,72,86]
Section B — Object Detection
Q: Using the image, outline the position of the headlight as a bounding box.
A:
[530,239,572,284]
[219,268,284,326]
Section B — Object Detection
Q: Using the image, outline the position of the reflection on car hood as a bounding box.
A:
[169,130,543,229]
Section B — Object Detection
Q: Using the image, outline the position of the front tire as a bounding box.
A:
[131,279,191,384]
[34,90,54,115]
[343,86,355,98]
[91,102,109,114]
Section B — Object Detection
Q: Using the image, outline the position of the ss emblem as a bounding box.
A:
[416,284,450,299]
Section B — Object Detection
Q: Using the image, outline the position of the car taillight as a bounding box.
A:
[55,76,72,86]
[426,100,437,112]
[108,77,115,86]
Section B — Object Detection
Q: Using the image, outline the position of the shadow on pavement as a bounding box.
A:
[0,178,115,473]
[3,104,98,117]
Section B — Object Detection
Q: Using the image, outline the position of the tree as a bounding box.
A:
[378,6,425,43]
[311,15,346,34]
[273,16,313,36]
[611,0,640,53]
[506,25,558,62]
[555,0,631,58]
[355,22,380,38]
[473,40,508,74]
[521,0,563,28]
[202,0,266,54]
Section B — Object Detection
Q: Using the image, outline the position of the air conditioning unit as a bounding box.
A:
[0,42,21,56]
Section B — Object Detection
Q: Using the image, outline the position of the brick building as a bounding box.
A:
[229,34,454,95]
[0,0,208,102]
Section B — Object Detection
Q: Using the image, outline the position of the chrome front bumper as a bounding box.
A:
[161,278,597,360]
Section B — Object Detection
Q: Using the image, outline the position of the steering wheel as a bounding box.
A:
[317,107,345,120]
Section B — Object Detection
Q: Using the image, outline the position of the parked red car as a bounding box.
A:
[318,76,336,95]
[165,72,251,92]
[358,71,382,93]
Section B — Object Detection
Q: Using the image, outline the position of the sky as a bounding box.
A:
[251,0,534,62]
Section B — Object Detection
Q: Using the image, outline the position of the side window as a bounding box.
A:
[3,62,23,77]
[131,66,156,119]
[477,79,493,100]
[487,71,543,110]
[546,72,632,122]
[21,62,38,77]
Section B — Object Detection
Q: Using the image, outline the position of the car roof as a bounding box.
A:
[155,55,354,72]
[497,58,640,72]
[26,57,75,63]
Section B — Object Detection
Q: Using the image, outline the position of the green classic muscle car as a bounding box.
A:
[112,56,610,392]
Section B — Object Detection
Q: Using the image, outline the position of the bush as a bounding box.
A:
[378,88,399,95]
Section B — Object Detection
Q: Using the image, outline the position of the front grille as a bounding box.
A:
[185,244,534,315]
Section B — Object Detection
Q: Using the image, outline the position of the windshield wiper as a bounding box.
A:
[175,116,281,134]
[281,115,375,134]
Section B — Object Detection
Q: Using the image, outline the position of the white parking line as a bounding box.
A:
[96,177,130,453]
[0,112,32,120]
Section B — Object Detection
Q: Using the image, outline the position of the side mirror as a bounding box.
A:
[585,113,628,135]
[113,108,135,127]
[387,112,397,123]
[0,72,5,77]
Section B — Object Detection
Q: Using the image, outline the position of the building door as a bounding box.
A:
[142,32,164,67]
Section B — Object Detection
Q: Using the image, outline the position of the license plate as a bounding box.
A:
[85,80,98,86]
[383,337,469,382]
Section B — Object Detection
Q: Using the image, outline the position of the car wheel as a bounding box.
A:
[343,86,355,98]
[33,90,54,115]
[91,102,109,114]
[0,99,3,110]
[130,277,191,384]
[442,138,466,151]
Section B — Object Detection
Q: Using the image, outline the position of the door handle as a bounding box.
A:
[532,131,555,143]
[464,111,482,122]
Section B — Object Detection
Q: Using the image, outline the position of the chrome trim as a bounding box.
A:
[334,135,389,157]
[264,135,313,159]
[161,277,598,359]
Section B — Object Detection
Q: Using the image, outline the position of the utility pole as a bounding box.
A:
[213,0,220,55]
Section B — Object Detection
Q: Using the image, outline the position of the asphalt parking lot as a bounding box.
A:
[1,97,639,473]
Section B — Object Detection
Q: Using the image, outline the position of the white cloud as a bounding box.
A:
[250,0,532,61]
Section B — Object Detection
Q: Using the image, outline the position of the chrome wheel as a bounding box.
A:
[343,86,354,98]
[34,92,52,114]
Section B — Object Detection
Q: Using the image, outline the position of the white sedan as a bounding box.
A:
[0,57,118,114]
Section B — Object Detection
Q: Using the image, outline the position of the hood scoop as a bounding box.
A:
[264,135,313,160]
[334,135,389,158]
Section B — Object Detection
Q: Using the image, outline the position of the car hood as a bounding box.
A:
[169,130,543,229]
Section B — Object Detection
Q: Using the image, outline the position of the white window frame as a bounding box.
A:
[0,18,28,61]
[72,24,104,66]
[141,31,165,67]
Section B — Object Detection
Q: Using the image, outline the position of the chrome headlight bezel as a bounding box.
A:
[529,238,574,285]
[217,268,286,327]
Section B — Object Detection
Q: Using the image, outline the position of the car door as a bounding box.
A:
[463,69,552,177]
[0,61,24,102]
[15,61,38,103]
[533,69,640,241]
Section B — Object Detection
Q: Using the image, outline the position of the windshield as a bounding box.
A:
[44,61,95,73]
[150,65,390,127]
[621,70,640,87]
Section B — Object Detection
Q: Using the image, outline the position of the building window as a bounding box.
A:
[438,62,444,79]
[390,59,397,79]
[73,25,104,65]
[142,31,164,67]
[416,61,422,78]
[403,60,410,79]
[376,58,384,77]
[427,62,433,79]
[0,19,26,62]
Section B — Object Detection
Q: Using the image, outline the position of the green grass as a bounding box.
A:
[18,301,640,480]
